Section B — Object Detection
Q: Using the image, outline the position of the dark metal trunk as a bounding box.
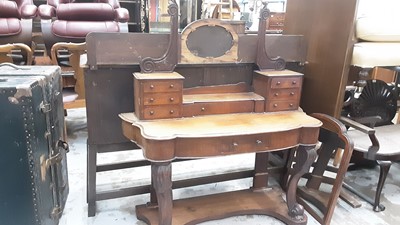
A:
[0,64,68,225]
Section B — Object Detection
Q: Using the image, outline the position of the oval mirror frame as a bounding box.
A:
[181,19,239,63]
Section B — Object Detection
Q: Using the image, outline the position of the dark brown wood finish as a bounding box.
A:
[256,3,286,70]
[284,0,359,117]
[121,112,322,225]
[134,72,184,120]
[85,33,306,68]
[85,8,309,218]
[285,113,354,225]
[139,0,179,73]
[253,70,303,112]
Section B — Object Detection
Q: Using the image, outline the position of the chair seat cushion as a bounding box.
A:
[52,20,119,39]
[356,16,400,42]
[0,18,21,36]
[351,42,400,67]
[347,125,400,157]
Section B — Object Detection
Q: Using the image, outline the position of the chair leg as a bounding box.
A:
[373,160,392,212]
[87,143,97,217]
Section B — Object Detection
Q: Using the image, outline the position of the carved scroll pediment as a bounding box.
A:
[256,3,286,70]
[140,0,179,73]
[180,19,239,64]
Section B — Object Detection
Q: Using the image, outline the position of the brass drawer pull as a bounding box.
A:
[201,107,205,111]
[256,140,262,144]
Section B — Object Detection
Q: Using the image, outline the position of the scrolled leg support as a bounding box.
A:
[286,145,317,221]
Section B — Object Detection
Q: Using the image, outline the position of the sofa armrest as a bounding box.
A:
[114,7,129,23]
[38,4,56,19]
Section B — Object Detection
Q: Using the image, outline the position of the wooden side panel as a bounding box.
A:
[86,33,306,67]
[284,0,359,117]
[372,67,396,83]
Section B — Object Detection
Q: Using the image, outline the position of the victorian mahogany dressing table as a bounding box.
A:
[119,2,322,224]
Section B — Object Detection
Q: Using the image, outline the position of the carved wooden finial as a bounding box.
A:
[140,0,179,73]
[256,3,286,70]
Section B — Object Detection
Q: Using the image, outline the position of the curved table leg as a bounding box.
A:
[286,145,317,221]
[151,162,173,225]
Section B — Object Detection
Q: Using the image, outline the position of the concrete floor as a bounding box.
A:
[60,108,400,225]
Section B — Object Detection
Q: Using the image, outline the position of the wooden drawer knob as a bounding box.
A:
[149,98,154,102]
[289,103,294,107]
[170,97,174,102]
[150,84,154,89]
[290,92,295,96]
[276,81,281,85]
[273,104,278,107]
[274,93,279,96]
[292,80,297,85]
[149,110,154,115]
[170,110,174,114]
[170,84,174,88]
[201,107,205,111]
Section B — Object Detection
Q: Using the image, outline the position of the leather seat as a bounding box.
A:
[37,0,129,108]
[0,0,37,64]
[38,0,129,56]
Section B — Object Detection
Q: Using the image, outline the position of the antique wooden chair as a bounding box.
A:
[0,0,37,65]
[283,113,354,225]
[340,79,400,212]
[38,0,130,109]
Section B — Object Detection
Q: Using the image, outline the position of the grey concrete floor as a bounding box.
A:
[60,108,400,225]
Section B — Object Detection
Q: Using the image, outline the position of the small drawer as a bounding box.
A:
[268,88,299,100]
[142,105,181,120]
[266,101,299,112]
[142,80,183,93]
[182,101,256,117]
[176,134,272,156]
[143,92,182,106]
[270,77,302,89]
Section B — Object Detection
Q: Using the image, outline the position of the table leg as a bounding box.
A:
[87,143,97,217]
[286,145,317,221]
[253,152,269,190]
[151,162,173,225]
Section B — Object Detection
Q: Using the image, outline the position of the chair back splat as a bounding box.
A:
[284,113,353,225]
[0,0,37,65]
[340,79,400,212]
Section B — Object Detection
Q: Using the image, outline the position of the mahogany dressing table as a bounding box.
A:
[119,2,322,224]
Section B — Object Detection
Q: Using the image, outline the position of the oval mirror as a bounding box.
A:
[186,25,234,58]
